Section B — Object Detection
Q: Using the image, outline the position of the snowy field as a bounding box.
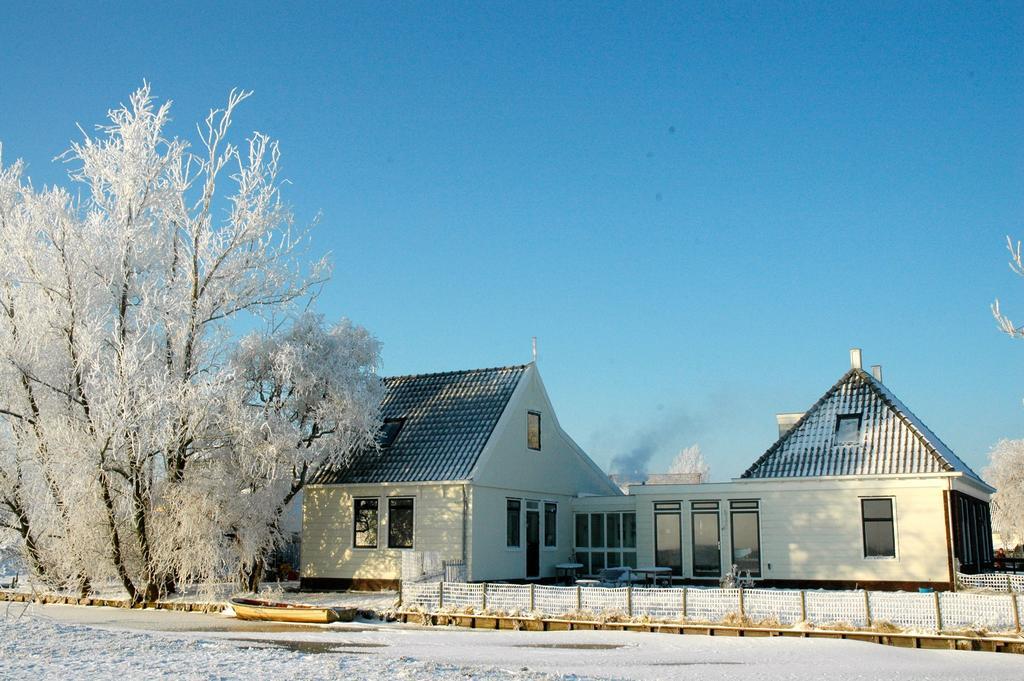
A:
[3,603,1023,680]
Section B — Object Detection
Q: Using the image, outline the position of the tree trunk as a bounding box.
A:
[238,558,264,593]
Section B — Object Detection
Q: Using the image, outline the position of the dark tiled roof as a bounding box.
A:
[741,368,986,484]
[313,365,528,484]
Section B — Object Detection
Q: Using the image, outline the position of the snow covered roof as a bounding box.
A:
[740,368,988,486]
[313,364,528,484]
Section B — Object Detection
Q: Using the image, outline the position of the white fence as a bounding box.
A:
[958,571,1024,593]
[400,581,1024,633]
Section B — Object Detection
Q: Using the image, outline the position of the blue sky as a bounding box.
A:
[2,2,1022,479]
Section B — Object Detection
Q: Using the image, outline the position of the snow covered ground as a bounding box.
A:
[3,602,1023,680]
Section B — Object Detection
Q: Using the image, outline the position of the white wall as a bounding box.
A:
[574,474,968,584]
[302,482,467,581]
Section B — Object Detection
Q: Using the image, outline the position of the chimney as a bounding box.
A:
[871,365,883,383]
[850,347,862,370]
[776,412,803,437]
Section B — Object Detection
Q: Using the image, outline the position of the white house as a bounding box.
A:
[300,350,994,591]
[300,363,619,589]
[574,350,994,590]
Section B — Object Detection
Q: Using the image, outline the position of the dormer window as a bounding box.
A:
[380,418,405,448]
[835,414,862,445]
[527,411,541,450]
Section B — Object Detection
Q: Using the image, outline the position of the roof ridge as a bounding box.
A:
[383,363,531,382]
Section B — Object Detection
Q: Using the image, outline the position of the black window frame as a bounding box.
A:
[353,497,379,549]
[527,411,542,450]
[543,502,557,547]
[387,497,415,549]
[861,497,896,559]
[506,498,522,548]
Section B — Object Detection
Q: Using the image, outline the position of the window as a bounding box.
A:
[575,514,589,548]
[379,418,405,447]
[835,414,862,445]
[527,411,541,450]
[387,497,414,549]
[606,513,621,548]
[655,509,682,576]
[590,513,605,547]
[730,500,761,577]
[506,499,521,547]
[544,502,557,547]
[353,498,379,548]
[575,511,637,574]
[692,501,721,577]
[862,498,896,558]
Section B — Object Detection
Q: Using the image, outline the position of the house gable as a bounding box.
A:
[741,367,988,487]
[469,364,621,496]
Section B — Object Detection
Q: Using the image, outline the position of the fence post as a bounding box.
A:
[682,587,688,621]
[738,587,745,619]
[576,585,582,612]
[438,581,444,610]
[398,580,403,608]
[1011,593,1021,633]
[933,591,943,632]
[627,584,633,618]
[1009,575,1014,594]
[529,583,535,612]
[481,582,487,611]
[799,590,807,622]
[863,590,872,627]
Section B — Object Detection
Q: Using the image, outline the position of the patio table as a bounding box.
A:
[632,566,673,587]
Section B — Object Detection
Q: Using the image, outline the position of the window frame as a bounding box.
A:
[861,497,898,560]
[729,500,762,578]
[835,413,863,445]
[352,497,380,550]
[690,500,722,578]
[506,498,522,550]
[527,411,542,451]
[543,501,557,549]
[386,496,415,550]
[380,418,405,448]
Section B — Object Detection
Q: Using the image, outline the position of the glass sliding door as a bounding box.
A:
[691,501,721,578]
[654,502,683,576]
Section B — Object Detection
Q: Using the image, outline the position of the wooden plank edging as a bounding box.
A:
[394,610,1024,655]
[0,589,223,613]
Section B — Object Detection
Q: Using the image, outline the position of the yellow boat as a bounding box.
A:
[229,597,341,624]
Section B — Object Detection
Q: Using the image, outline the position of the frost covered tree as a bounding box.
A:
[985,439,1024,549]
[667,444,710,482]
[0,85,381,602]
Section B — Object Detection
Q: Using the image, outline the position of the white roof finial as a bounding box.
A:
[531,337,538,363]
